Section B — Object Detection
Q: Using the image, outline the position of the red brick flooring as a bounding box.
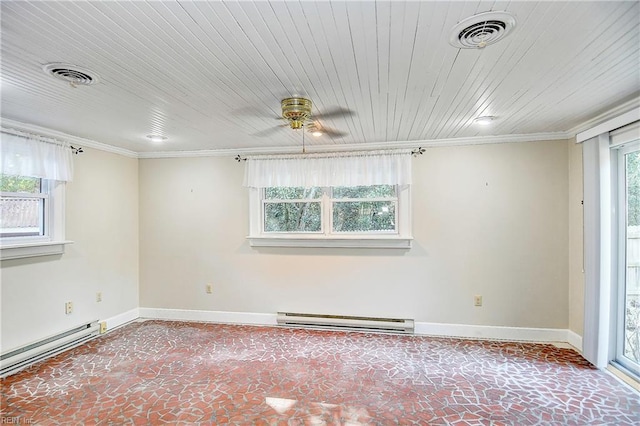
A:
[1,320,639,425]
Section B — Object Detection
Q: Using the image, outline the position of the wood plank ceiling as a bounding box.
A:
[1,1,638,153]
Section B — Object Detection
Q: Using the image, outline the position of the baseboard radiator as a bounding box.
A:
[1,321,99,377]
[277,312,414,334]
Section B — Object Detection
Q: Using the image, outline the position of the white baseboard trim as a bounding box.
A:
[104,308,139,333]
[414,321,568,343]
[566,330,583,352]
[139,308,278,326]
[137,308,578,346]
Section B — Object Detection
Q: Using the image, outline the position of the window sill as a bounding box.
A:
[248,236,412,249]
[0,240,74,260]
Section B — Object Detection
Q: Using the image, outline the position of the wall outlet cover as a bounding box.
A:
[474,295,483,307]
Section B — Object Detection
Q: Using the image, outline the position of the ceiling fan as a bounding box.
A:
[254,97,353,138]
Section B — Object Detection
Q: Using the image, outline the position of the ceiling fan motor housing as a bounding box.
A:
[281,97,312,129]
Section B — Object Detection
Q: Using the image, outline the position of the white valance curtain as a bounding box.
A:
[0,132,74,181]
[243,149,412,188]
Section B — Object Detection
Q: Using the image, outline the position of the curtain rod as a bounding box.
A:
[234,147,425,162]
[1,127,84,154]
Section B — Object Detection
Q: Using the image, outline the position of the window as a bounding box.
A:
[263,187,323,233]
[0,132,73,259]
[243,149,413,248]
[1,175,48,238]
[615,142,640,378]
[332,185,397,233]
[0,173,68,260]
[249,184,411,248]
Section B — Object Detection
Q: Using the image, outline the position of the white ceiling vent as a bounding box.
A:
[449,11,516,49]
[42,63,100,86]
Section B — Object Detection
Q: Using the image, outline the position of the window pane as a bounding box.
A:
[333,201,395,232]
[624,151,640,367]
[332,185,395,199]
[0,175,41,193]
[0,197,44,237]
[264,202,321,232]
[265,187,322,200]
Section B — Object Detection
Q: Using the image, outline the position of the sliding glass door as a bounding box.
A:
[616,143,640,378]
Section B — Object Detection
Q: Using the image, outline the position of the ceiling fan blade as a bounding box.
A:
[322,127,348,138]
[314,107,355,120]
[307,123,347,138]
[252,124,288,137]
[232,106,280,119]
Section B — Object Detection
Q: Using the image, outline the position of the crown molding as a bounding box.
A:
[138,132,570,159]
[576,107,640,143]
[5,98,638,160]
[567,97,640,139]
[0,118,138,159]
[0,117,570,160]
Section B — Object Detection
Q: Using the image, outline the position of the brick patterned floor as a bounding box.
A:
[1,320,639,425]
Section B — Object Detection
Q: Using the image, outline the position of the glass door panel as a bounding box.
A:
[619,148,640,376]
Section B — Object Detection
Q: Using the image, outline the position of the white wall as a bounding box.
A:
[568,138,585,337]
[139,140,569,329]
[0,147,139,352]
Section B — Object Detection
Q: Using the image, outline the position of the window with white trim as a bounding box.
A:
[244,149,414,248]
[0,132,72,259]
[248,184,412,248]
[1,175,49,238]
[263,185,399,234]
[0,173,67,259]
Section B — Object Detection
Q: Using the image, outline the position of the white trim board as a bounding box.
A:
[103,308,140,333]
[4,97,638,159]
[567,330,584,353]
[139,308,278,326]
[414,322,567,343]
[1,116,569,159]
[139,308,577,345]
[569,97,640,139]
[0,118,138,158]
[138,132,569,159]
[576,107,640,143]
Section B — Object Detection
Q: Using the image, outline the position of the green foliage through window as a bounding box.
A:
[0,175,41,193]
[262,185,398,234]
[627,153,640,226]
[265,187,322,200]
[332,185,395,199]
[333,201,396,232]
[264,202,321,232]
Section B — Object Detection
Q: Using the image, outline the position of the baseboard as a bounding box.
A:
[414,321,568,343]
[139,308,277,326]
[137,308,576,345]
[566,330,583,352]
[103,308,139,333]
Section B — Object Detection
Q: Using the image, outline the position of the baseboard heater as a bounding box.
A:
[277,312,414,334]
[0,321,99,377]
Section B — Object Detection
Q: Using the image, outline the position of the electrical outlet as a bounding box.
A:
[99,322,107,334]
[206,284,213,294]
[474,295,483,307]
[96,292,102,303]
[65,301,73,314]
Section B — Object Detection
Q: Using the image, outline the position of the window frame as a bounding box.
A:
[330,187,398,235]
[614,141,640,378]
[248,184,412,248]
[262,188,324,234]
[0,177,71,260]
